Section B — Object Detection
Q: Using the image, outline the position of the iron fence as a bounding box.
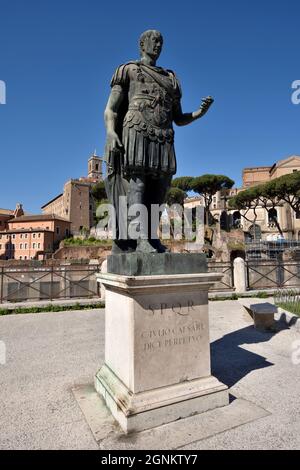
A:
[207,261,234,291]
[246,260,300,290]
[245,240,300,260]
[0,264,101,304]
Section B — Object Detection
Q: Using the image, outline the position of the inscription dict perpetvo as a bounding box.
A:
[141,321,205,352]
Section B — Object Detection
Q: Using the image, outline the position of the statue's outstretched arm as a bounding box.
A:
[173,96,214,127]
[104,85,125,152]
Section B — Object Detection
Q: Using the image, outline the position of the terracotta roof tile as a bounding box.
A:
[9,214,70,223]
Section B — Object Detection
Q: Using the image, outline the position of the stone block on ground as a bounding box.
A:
[241,301,277,331]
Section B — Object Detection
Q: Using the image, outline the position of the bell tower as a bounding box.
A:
[88,151,103,182]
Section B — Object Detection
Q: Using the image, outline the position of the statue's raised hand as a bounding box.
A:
[199,96,214,115]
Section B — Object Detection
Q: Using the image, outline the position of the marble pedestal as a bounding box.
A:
[95,265,229,433]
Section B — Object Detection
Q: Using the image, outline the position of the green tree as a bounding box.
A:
[91,181,107,202]
[191,174,234,224]
[229,172,300,238]
[165,187,186,206]
[272,172,300,212]
[91,181,109,227]
[171,176,195,192]
[164,187,187,240]
[258,180,283,235]
[229,186,261,232]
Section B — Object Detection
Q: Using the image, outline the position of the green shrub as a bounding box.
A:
[0,302,105,316]
[63,237,112,247]
[274,289,300,316]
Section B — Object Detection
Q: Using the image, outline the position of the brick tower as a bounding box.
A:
[88,151,103,182]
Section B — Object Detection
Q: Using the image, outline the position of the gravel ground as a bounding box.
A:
[0,300,300,449]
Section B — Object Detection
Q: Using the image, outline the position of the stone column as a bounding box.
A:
[100,259,107,300]
[234,257,247,293]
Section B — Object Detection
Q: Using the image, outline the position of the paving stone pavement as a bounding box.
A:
[0,300,299,449]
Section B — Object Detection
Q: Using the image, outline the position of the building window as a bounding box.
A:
[293,169,298,173]
[20,234,23,239]
[24,256,27,260]
[296,210,300,219]
[232,211,242,229]
[19,256,22,260]
[12,234,15,239]
[33,243,36,249]
[95,163,99,171]
[24,233,28,238]
[65,228,69,236]
[33,233,36,238]
[0,235,2,239]
[56,227,60,234]
[38,243,40,249]
[0,244,2,250]
[268,208,278,227]
[38,233,41,238]
[20,243,23,249]
[24,243,27,249]
[249,224,262,241]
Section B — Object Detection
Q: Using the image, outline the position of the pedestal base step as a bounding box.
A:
[95,365,229,434]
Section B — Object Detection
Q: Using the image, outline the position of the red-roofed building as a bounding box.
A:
[0,203,24,231]
[0,213,71,260]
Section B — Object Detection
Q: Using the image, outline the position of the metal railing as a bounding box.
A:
[246,260,300,290]
[0,264,100,304]
[246,240,300,250]
[207,261,234,291]
[245,240,300,261]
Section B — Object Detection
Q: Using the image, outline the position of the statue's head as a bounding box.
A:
[139,30,163,60]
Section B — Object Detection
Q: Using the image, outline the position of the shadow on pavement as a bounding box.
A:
[211,325,275,388]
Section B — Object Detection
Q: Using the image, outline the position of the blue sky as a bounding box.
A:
[0,0,299,212]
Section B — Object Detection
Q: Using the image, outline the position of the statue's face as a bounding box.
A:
[141,33,163,60]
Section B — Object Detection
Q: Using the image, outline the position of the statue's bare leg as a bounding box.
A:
[146,174,172,252]
[128,174,157,253]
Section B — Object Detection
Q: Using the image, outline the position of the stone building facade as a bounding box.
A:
[238,155,300,240]
[184,155,300,241]
[0,214,71,260]
[0,204,24,231]
[41,153,103,235]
